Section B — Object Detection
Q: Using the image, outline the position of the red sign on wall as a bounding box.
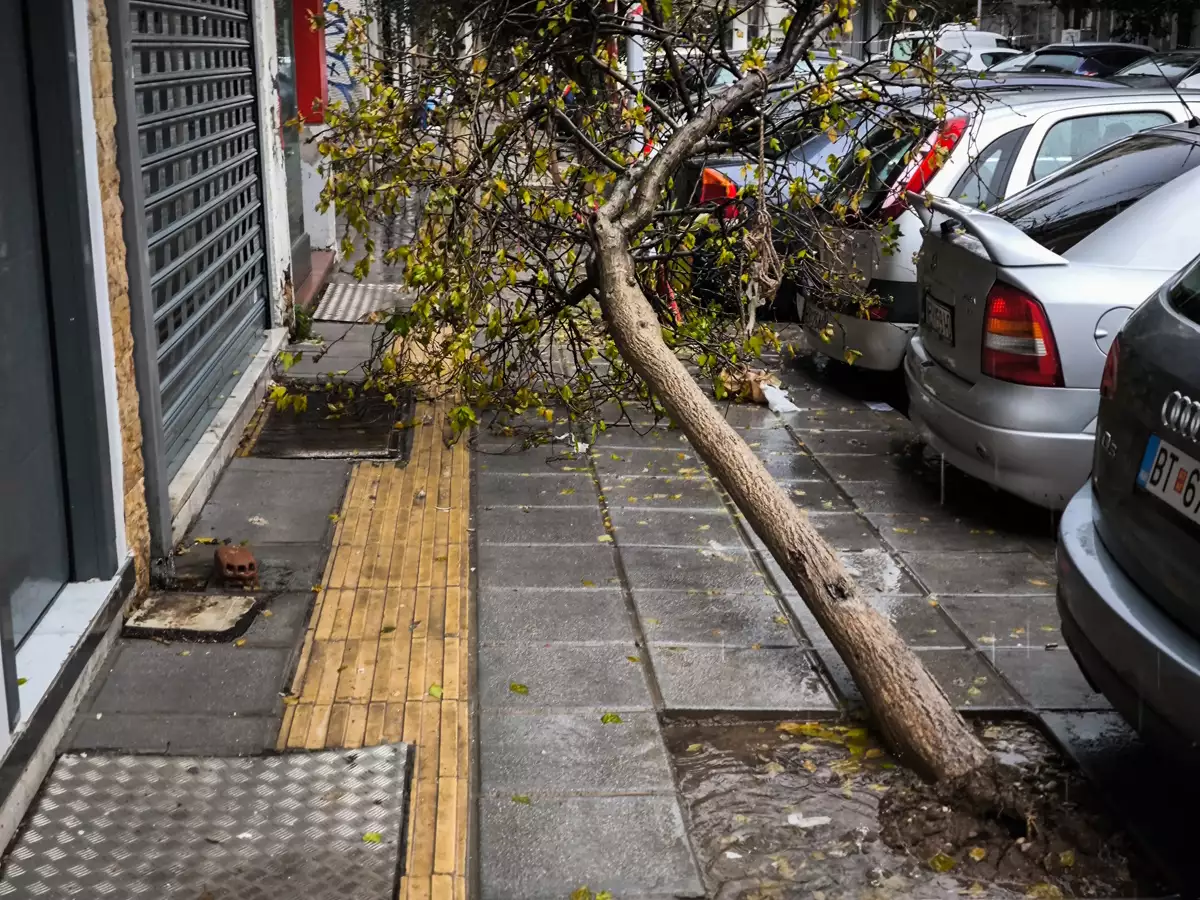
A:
[294,0,328,123]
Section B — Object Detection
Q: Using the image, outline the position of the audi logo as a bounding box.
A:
[1161,391,1200,442]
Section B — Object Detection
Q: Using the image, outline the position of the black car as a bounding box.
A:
[1111,49,1200,87]
[1058,248,1200,755]
[990,41,1154,78]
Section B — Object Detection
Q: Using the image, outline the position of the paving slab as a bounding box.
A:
[987,647,1110,711]
[778,591,967,650]
[818,452,939,483]
[838,549,923,595]
[780,407,886,431]
[751,450,827,481]
[591,426,693,449]
[799,428,919,456]
[608,506,743,548]
[743,429,807,454]
[634,589,800,647]
[914,649,1023,709]
[476,543,619,589]
[902,550,1056,595]
[601,474,726,509]
[477,505,606,545]
[937,594,1062,648]
[839,478,957,514]
[68,711,278,756]
[88,642,291,718]
[477,472,597,508]
[478,642,654,710]
[621,545,767,593]
[245,541,330,592]
[746,511,880,552]
[242,592,318,646]
[477,588,635,643]
[592,447,706,476]
[475,444,589,475]
[867,513,1037,552]
[479,710,673,793]
[478,794,704,900]
[770,478,854,511]
[188,459,350,544]
[651,645,835,712]
[713,404,784,429]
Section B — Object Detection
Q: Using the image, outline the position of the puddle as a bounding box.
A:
[666,718,1158,900]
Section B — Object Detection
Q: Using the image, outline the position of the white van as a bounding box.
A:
[887,24,1013,64]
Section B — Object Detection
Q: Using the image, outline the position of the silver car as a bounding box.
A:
[905,123,1200,508]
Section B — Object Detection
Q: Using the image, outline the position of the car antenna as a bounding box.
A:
[1154,55,1200,127]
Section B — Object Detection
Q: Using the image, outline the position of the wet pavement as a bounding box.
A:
[471,333,1197,898]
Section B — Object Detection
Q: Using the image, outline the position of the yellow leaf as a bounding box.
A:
[1029,578,1050,587]
[472,56,487,73]
[687,743,703,752]
[194,537,218,545]
[1059,849,1075,867]
[929,852,956,872]
[802,759,817,773]
[969,847,987,862]
[597,535,613,543]
[234,638,246,647]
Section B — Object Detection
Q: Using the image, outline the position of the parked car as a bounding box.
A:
[885,24,1013,64]
[988,41,1153,77]
[796,89,1195,369]
[1058,248,1200,755]
[905,122,1200,508]
[1110,49,1200,87]
[936,46,1023,72]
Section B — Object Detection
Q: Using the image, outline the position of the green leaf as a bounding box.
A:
[511,794,531,804]
[600,712,622,724]
[929,852,956,872]
[597,534,613,543]
[428,683,443,699]
[16,678,26,686]
[362,832,383,844]
[509,682,529,695]
[686,743,703,753]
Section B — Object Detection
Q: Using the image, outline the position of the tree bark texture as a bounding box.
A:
[591,212,992,783]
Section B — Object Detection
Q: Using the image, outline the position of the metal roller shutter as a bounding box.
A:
[131,0,270,473]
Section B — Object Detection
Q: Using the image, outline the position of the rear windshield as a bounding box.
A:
[1024,52,1085,73]
[826,115,933,213]
[988,52,1033,71]
[992,133,1200,254]
[1168,252,1200,324]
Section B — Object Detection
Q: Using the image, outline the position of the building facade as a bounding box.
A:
[0,0,335,845]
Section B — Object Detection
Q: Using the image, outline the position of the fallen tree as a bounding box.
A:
[312,0,1002,791]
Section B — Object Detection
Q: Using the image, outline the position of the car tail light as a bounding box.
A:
[981,283,1064,387]
[699,168,738,219]
[879,116,969,221]
[1100,336,1120,400]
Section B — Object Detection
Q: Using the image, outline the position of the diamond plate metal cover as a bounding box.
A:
[0,744,411,899]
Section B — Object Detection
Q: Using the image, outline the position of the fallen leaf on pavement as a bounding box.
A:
[786,812,831,828]
[929,852,956,872]
[428,684,443,699]
[509,682,529,695]
[969,847,987,862]
[362,832,383,844]
[600,712,622,724]
[511,795,531,805]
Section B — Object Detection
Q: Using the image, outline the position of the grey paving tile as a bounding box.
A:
[89,642,290,717]
[608,507,742,548]
[477,472,597,508]
[779,591,965,650]
[477,543,619,589]
[780,406,884,430]
[477,505,606,545]
[634,589,800,647]
[479,710,673,793]
[621,546,767,593]
[840,478,952,514]
[902,551,1056,595]
[650,645,835,712]
[753,450,826,481]
[867,514,1036,553]
[713,404,783,429]
[479,794,703,900]
[478,642,653,710]
[68,712,277,756]
[799,428,919,456]
[592,447,706,476]
[188,459,350,545]
[475,445,590,475]
[915,649,1023,709]
[601,474,726,510]
[591,426,692,449]
[769,479,853,511]
[988,648,1110,711]
[761,548,919,597]
[249,542,330,592]
[819,452,938,483]
[747,511,881,552]
[937,594,1062,648]
[478,589,634,643]
[743,429,805,454]
[242,592,316,646]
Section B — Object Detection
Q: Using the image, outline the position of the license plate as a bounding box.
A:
[802,297,829,334]
[1137,435,1200,519]
[924,295,954,345]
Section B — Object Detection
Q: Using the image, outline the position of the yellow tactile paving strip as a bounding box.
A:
[277,401,471,900]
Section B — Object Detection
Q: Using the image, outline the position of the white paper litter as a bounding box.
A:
[865,401,894,412]
[786,813,831,829]
[724,850,743,859]
[761,384,800,414]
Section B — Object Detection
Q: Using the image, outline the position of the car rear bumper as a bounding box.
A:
[797,302,916,371]
[904,339,1093,508]
[1058,486,1200,753]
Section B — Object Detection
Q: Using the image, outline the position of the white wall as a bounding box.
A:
[302,125,337,250]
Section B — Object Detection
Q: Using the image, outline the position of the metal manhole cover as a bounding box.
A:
[245,388,415,461]
[0,744,412,899]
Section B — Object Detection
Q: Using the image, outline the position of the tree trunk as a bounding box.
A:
[591,212,992,783]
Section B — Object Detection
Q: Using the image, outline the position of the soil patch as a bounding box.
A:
[665,717,1161,900]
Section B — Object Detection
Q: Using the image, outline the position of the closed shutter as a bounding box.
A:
[131,0,270,473]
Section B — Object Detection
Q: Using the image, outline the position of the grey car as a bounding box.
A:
[1058,249,1200,754]
[905,123,1200,508]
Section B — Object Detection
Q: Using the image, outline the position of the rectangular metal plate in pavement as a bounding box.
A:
[0,744,411,899]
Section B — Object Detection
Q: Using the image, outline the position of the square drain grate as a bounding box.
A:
[245,387,415,461]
